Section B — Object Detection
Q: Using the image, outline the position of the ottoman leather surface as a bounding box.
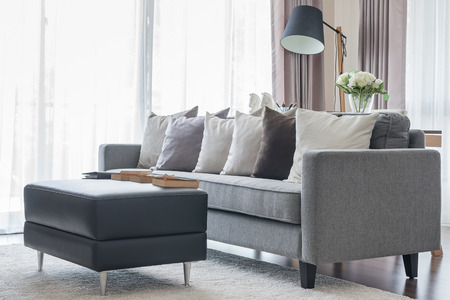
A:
[24,180,208,241]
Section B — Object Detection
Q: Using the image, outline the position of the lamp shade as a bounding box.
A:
[280,5,324,55]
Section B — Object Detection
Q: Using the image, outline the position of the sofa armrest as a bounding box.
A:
[301,149,441,265]
[98,144,142,171]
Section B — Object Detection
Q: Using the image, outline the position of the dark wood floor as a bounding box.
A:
[2,226,448,299]
[208,226,450,300]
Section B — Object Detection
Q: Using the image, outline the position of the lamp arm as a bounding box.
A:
[323,21,347,39]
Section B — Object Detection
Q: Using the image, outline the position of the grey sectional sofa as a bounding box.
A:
[97,115,441,288]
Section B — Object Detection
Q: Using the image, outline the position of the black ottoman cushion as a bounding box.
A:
[24,180,208,240]
[24,222,207,272]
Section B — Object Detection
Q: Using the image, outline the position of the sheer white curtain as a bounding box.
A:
[0,0,148,233]
[405,0,450,224]
[151,0,272,115]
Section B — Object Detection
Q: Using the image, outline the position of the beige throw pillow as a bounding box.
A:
[137,106,198,168]
[193,113,235,174]
[286,109,379,184]
[221,111,263,176]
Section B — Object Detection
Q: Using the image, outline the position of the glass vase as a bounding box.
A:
[348,94,374,113]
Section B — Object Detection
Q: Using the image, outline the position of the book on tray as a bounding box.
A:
[151,174,199,188]
[82,171,113,179]
[110,171,199,188]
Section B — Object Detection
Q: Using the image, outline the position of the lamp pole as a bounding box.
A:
[336,26,345,112]
[281,6,347,112]
[323,21,347,112]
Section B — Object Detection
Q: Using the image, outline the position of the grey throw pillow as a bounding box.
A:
[155,108,230,171]
[370,113,410,149]
[137,106,199,168]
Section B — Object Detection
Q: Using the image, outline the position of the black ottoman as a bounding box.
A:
[23,179,208,295]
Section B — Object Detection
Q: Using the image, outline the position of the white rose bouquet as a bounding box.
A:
[335,70,389,112]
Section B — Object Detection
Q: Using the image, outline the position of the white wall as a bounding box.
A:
[323,0,359,111]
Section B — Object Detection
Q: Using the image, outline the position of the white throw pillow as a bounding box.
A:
[137,106,198,168]
[193,113,235,174]
[221,111,263,176]
[286,109,379,184]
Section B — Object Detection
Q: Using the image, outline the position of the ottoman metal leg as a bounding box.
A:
[183,262,191,286]
[99,271,108,296]
[37,251,44,272]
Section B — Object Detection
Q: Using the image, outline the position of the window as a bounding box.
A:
[405,0,450,224]
[151,0,272,115]
[0,0,145,233]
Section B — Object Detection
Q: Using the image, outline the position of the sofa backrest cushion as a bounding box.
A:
[408,129,425,148]
[370,113,411,149]
[252,107,296,180]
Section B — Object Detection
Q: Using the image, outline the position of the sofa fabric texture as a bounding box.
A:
[301,149,441,264]
[99,143,141,172]
[151,170,302,224]
[208,209,303,259]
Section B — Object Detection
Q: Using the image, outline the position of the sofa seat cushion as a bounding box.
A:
[24,180,208,241]
[152,171,302,225]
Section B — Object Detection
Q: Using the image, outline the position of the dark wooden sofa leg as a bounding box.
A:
[402,253,418,278]
[300,261,317,288]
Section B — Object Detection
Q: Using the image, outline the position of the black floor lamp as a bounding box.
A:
[280,5,347,112]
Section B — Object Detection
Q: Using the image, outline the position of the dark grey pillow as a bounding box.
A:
[370,113,410,149]
[251,107,296,180]
[155,108,230,171]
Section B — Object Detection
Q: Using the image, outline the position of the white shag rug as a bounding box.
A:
[0,245,411,300]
